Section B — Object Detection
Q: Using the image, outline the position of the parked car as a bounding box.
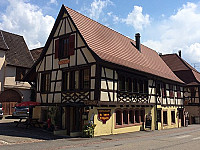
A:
[12,106,29,117]
[0,103,3,119]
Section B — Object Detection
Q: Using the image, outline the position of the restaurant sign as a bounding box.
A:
[98,109,111,124]
[58,59,70,65]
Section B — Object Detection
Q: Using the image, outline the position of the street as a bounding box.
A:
[1,118,200,150]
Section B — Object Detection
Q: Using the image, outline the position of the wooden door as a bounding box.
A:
[65,106,70,135]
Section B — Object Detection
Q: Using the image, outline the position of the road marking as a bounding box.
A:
[193,137,200,140]
[176,135,191,138]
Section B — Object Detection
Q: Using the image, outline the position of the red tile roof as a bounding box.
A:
[30,47,43,62]
[1,30,34,68]
[65,6,183,83]
[161,54,200,85]
[0,31,9,50]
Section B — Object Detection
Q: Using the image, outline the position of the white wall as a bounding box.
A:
[0,50,6,92]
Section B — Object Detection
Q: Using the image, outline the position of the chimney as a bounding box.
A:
[178,50,181,57]
[135,33,141,52]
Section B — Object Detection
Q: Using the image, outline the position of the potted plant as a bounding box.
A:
[82,122,96,138]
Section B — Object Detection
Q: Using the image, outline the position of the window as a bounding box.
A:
[177,86,181,98]
[62,68,90,91]
[157,109,161,122]
[163,111,168,125]
[119,75,125,91]
[133,79,138,92]
[156,83,161,97]
[138,80,143,93]
[161,83,166,98]
[126,78,132,92]
[140,110,145,122]
[135,110,140,123]
[16,67,26,81]
[115,109,143,128]
[116,110,122,125]
[171,111,175,124]
[169,85,174,98]
[190,87,196,98]
[75,71,79,89]
[129,110,134,124]
[55,34,75,59]
[62,71,69,91]
[123,110,128,124]
[41,73,51,92]
[80,68,90,89]
[144,80,148,94]
[69,71,75,90]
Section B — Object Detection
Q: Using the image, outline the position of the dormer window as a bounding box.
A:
[55,34,75,59]
[16,67,26,81]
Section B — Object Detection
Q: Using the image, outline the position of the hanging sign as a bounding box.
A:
[98,109,111,124]
[58,59,70,65]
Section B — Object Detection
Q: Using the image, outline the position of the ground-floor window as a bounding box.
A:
[116,110,122,125]
[171,111,175,124]
[115,109,144,128]
[163,111,168,125]
[135,110,140,123]
[123,110,128,124]
[157,109,161,122]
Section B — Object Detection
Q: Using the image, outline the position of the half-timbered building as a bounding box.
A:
[25,5,185,136]
[161,52,200,124]
[0,30,34,115]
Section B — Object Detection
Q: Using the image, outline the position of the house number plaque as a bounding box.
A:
[98,109,111,124]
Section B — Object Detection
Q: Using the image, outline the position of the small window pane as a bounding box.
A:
[157,110,161,122]
[119,76,125,91]
[163,111,168,124]
[123,110,128,124]
[140,110,145,122]
[75,71,79,89]
[83,69,90,89]
[116,110,122,125]
[135,110,140,123]
[129,110,134,124]
[171,111,175,123]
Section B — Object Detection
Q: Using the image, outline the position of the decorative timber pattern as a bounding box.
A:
[117,92,149,103]
[62,91,90,103]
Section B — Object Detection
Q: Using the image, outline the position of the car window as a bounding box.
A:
[16,106,28,109]
[0,104,2,107]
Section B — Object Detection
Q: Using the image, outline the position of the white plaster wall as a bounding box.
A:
[4,66,31,89]
[0,51,5,91]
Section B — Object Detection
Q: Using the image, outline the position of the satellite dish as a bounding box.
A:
[184,92,189,97]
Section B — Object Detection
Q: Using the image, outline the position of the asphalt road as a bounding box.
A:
[1,118,200,150]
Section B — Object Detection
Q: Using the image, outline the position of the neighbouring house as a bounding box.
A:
[24,5,185,137]
[161,52,200,124]
[30,47,43,62]
[0,30,34,115]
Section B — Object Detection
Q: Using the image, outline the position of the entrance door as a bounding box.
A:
[65,106,83,135]
[179,110,184,126]
[0,90,22,115]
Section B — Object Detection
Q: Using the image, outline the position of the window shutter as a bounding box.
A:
[55,39,59,59]
[68,34,75,56]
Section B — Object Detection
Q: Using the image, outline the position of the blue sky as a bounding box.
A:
[1,0,200,70]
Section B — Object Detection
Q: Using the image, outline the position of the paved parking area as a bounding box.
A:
[0,116,65,146]
[1,117,200,150]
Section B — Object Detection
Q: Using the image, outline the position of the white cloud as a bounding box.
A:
[84,0,113,21]
[49,0,57,5]
[143,2,200,64]
[123,6,150,31]
[0,0,55,49]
